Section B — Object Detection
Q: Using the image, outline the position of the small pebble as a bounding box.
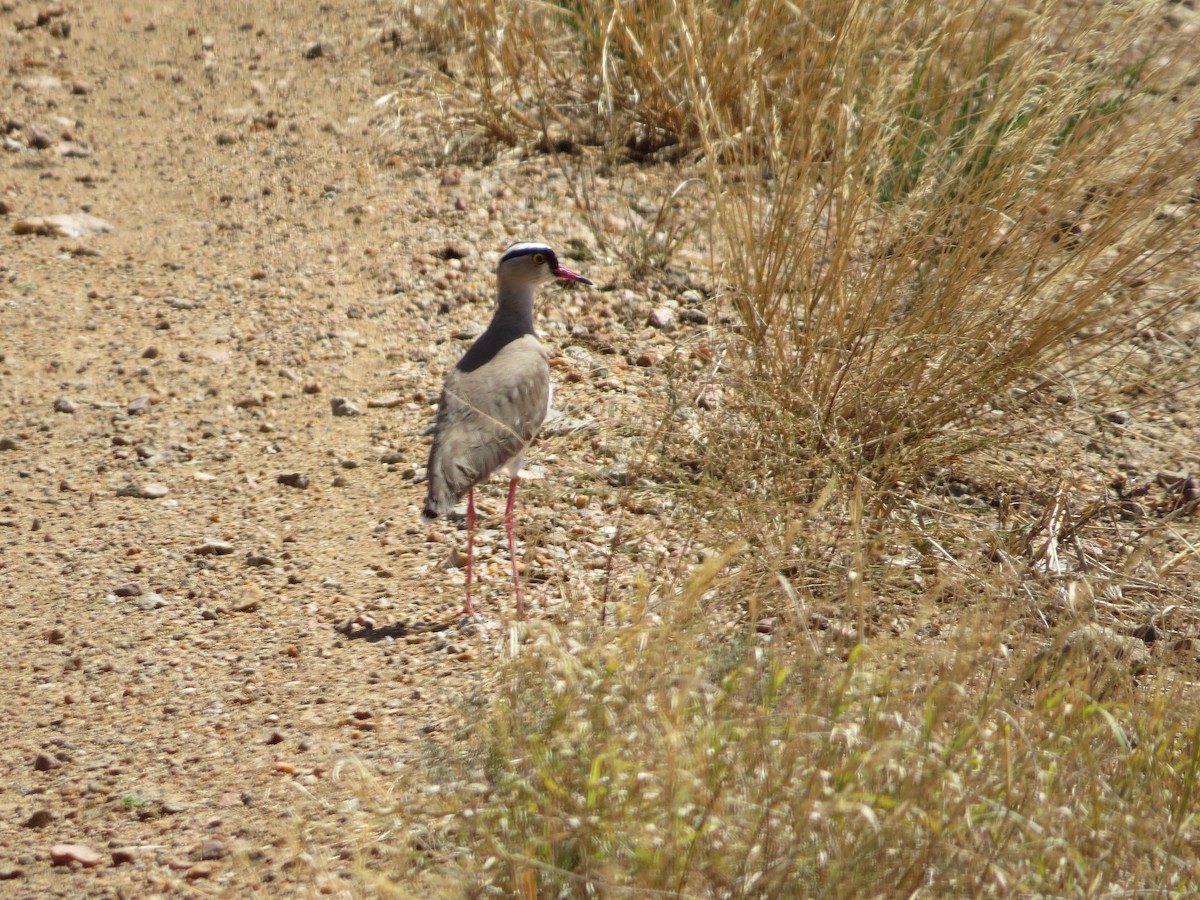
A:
[277,472,309,489]
[330,397,361,417]
[33,752,59,772]
[28,126,52,150]
[113,582,143,597]
[127,396,154,415]
[440,547,464,570]
[1183,474,1199,504]
[50,842,103,868]
[22,809,54,828]
[56,142,90,159]
[367,396,404,408]
[194,539,235,556]
[193,839,228,861]
[53,397,76,414]
[231,595,261,612]
[186,861,216,880]
[1131,622,1161,643]
[604,465,632,487]
[303,41,326,59]
[134,593,168,611]
[116,483,169,499]
[696,387,722,410]
[15,213,113,238]
[648,307,676,330]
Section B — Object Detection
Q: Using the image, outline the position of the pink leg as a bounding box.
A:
[505,475,523,618]
[462,487,476,618]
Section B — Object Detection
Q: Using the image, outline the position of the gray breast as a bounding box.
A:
[423,335,550,518]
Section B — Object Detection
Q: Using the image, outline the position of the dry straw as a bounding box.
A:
[370,0,1200,894]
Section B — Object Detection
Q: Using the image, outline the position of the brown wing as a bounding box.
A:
[423,337,549,518]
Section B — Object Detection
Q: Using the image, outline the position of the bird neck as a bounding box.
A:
[489,280,537,336]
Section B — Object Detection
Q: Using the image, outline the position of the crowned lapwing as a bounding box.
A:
[422,242,592,618]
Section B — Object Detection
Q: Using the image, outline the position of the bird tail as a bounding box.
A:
[421,486,457,526]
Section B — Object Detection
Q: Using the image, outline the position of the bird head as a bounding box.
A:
[498,242,593,287]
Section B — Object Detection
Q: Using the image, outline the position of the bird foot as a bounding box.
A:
[455,600,502,628]
[456,604,484,623]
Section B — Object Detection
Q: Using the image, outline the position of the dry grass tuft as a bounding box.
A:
[367,0,1200,892]
[372,565,1200,895]
[700,0,1198,484]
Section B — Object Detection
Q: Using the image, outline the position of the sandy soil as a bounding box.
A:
[0,0,695,894]
[2,0,1198,897]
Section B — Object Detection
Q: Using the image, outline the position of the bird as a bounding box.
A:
[422,241,592,619]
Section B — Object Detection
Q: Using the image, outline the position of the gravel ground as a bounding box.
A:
[0,1,714,894]
[2,0,1199,896]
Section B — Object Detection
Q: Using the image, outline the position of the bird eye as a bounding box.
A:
[531,253,546,266]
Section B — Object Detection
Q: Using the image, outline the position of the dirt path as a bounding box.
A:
[0,1,674,894]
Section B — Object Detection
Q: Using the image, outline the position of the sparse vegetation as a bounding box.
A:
[376,594,1200,895]
[372,0,1200,894]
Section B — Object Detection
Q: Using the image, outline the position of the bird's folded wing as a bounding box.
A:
[424,358,550,512]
